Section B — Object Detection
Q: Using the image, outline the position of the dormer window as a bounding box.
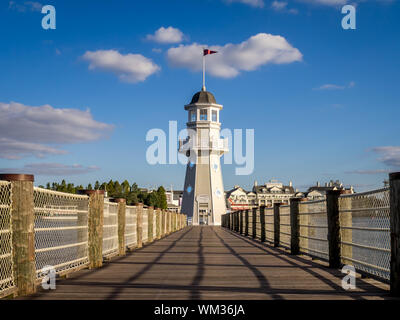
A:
[200,109,207,120]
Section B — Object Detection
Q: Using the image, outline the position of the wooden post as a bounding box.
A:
[161,210,166,237]
[244,209,249,236]
[390,172,400,296]
[274,203,281,247]
[148,206,154,243]
[239,210,243,234]
[326,190,341,268]
[136,203,143,248]
[0,174,36,296]
[260,206,266,242]
[155,208,160,239]
[80,189,104,269]
[114,198,126,256]
[290,198,300,255]
[252,208,257,239]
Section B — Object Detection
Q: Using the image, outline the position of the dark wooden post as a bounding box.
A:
[114,198,126,256]
[80,189,104,269]
[252,208,257,239]
[234,212,238,232]
[260,206,266,242]
[148,206,154,243]
[239,210,243,234]
[290,198,300,255]
[0,174,36,296]
[326,190,341,268]
[136,203,143,248]
[274,203,281,247]
[390,172,400,296]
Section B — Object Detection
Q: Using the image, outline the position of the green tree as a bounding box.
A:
[94,180,100,190]
[156,186,168,209]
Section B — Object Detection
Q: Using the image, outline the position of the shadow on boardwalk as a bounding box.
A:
[22,226,394,300]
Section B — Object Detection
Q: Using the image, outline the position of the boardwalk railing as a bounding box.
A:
[0,174,187,299]
[222,172,400,296]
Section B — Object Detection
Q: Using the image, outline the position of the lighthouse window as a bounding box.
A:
[212,110,217,122]
[190,111,196,122]
[200,109,207,120]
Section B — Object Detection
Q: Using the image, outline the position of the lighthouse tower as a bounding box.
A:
[179,87,228,225]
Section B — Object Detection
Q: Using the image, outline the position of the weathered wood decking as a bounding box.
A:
[23,226,392,300]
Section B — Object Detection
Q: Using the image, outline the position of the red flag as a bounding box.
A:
[203,49,217,56]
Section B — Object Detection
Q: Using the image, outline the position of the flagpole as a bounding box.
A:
[202,53,205,91]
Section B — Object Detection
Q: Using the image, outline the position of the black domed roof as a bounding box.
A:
[190,90,217,104]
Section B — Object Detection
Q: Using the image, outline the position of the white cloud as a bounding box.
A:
[0,163,100,176]
[225,0,265,8]
[372,146,400,167]
[298,0,347,6]
[271,1,299,14]
[82,50,160,83]
[314,81,355,90]
[0,102,113,159]
[8,1,42,12]
[345,169,392,175]
[271,1,288,10]
[167,33,302,78]
[146,27,184,44]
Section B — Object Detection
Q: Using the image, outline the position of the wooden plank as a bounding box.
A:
[20,226,392,300]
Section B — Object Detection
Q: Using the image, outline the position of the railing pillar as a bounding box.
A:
[290,198,300,255]
[156,208,161,239]
[0,174,36,296]
[390,172,400,296]
[114,198,126,256]
[239,210,243,234]
[326,190,341,268]
[136,203,143,248]
[245,209,249,236]
[273,203,281,247]
[80,189,104,269]
[162,210,166,237]
[252,208,257,239]
[260,206,266,242]
[148,206,154,243]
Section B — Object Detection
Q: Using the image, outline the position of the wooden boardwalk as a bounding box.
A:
[23,226,392,300]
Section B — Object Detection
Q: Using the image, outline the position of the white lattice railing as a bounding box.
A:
[0,181,15,296]
[339,188,390,280]
[103,201,119,258]
[33,187,89,278]
[125,206,137,248]
[265,207,274,243]
[142,208,148,243]
[279,205,291,248]
[298,199,329,261]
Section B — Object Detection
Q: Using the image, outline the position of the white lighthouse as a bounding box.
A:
[179,87,228,225]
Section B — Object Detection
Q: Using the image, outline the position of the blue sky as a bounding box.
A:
[0,0,399,192]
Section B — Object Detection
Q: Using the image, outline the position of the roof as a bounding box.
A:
[190,90,217,104]
[253,185,295,194]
